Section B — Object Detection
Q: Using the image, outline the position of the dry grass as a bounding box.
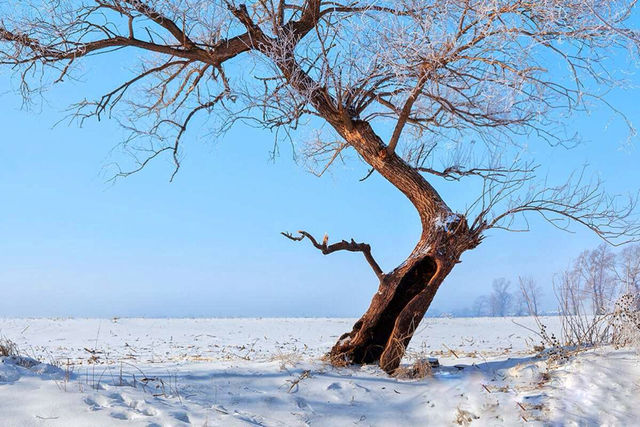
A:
[323,352,351,368]
[270,351,303,370]
[286,370,311,393]
[455,407,479,426]
[0,337,19,357]
[395,358,433,380]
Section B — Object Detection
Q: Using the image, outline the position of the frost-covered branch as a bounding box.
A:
[1,0,639,242]
[475,168,640,245]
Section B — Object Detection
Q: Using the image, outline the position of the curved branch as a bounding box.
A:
[477,168,640,245]
[282,230,384,280]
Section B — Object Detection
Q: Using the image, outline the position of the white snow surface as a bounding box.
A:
[0,317,637,426]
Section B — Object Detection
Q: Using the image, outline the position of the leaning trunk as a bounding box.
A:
[329,229,466,374]
[324,120,480,374]
[273,70,482,372]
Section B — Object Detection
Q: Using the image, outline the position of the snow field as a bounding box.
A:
[0,317,638,426]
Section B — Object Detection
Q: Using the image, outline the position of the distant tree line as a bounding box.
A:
[463,243,640,317]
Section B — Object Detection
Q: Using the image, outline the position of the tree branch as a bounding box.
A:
[386,71,430,154]
[282,230,384,280]
[418,164,537,183]
[121,0,195,48]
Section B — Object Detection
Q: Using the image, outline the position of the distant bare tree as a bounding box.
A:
[617,244,640,294]
[514,293,528,317]
[518,276,543,316]
[472,295,490,317]
[554,268,582,316]
[575,244,618,314]
[489,278,512,317]
[2,0,640,373]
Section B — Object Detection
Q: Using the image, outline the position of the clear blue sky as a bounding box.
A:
[0,48,639,318]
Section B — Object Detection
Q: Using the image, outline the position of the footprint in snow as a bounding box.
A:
[109,410,131,420]
[295,397,311,410]
[84,390,160,420]
[108,392,125,403]
[83,397,103,411]
[171,411,190,423]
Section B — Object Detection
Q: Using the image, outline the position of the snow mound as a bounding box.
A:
[0,356,63,383]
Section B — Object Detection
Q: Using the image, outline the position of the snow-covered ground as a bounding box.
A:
[0,317,638,426]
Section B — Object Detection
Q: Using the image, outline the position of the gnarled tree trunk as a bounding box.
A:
[320,120,482,374]
[329,225,473,374]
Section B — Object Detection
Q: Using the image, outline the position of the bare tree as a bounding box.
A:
[513,296,527,317]
[472,295,490,317]
[575,244,618,314]
[519,276,543,316]
[489,278,512,317]
[617,244,640,294]
[2,0,640,373]
[554,267,584,316]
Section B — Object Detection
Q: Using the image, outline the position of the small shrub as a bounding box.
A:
[527,278,612,355]
[611,293,640,349]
